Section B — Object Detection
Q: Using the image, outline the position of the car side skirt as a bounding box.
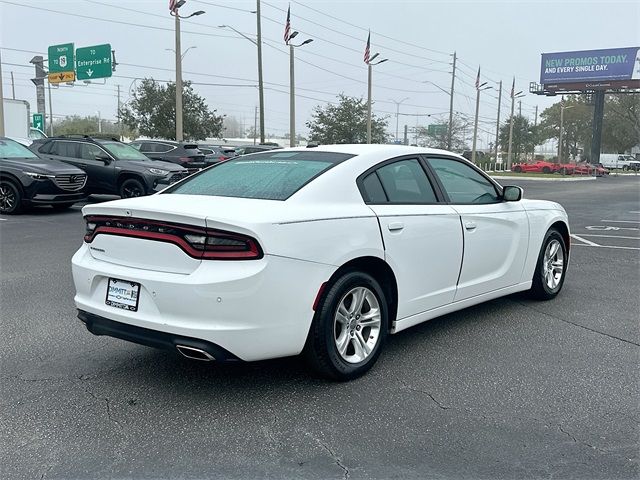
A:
[391,281,532,334]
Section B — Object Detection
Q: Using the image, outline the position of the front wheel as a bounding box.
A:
[0,180,23,214]
[119,178,146,198]
[304,271,388,381]
[542,166,551,174]
[513,166,522,173]
[529,229,567,300]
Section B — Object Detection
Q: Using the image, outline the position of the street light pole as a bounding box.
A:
[471,80,490,164]
[174,11,183,141]
[494,80,502,163]
[170,2,205,142]
[390,97,410,143]
[507,83,524,170]
[448,51,456,150]
[558,100,575,163]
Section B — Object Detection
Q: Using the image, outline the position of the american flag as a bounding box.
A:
[284,5,291,44]
[169,0,177,13]
[510,77,515,98]
[475,66,480,89]
[364,32,370,64]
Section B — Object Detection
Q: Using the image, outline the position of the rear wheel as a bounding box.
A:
[542,166,551,174]
[119,178,146,198]
[304,271,388,380]
[0,180,23,214]
[513,166,522,173]
[529,229,567,300]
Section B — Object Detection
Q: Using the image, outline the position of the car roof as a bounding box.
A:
[285,143,462,158]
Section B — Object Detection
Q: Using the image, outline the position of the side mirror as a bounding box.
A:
[503,185,523,202]
[95,155,112,165]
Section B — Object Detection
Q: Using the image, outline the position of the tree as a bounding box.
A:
[498,115,537,162]
[53,115,135,138]
[415,114,469,151]
[538,96,592,161]
[306,94,389,144]
[120,78,224,140]
[602,93,640,153]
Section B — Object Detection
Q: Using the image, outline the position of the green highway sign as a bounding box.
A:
[427,124,447,136]
[32,113,44,131]
[76,44,112,81]
[48,43,74,74]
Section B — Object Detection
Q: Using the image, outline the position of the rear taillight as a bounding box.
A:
[178,157,192,164]
[84,216,263,260]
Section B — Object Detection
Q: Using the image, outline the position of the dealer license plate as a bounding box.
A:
[105,278,140,312]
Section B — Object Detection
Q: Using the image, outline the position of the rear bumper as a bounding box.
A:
[78,310,240,361]
[72,243,334,361]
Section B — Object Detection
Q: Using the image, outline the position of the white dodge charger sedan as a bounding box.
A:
[72,145,569,380]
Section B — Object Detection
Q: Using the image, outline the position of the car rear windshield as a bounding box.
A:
[101,142,150,161]
[164,151,354,200]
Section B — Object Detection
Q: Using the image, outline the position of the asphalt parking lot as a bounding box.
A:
[1,176,638,479]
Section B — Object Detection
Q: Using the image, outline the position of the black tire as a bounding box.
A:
[304,270,389,381]
[119,178,146,198]
[622,165,628,172]
[51,202,75,211]
[529,229,567,300]
[513,166,522,173]
[542,166,551,174]
[0,180,23,215]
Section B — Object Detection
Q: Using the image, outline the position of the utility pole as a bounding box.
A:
[47,81,54,136]
[97,111,102,133]
[0,50,5,136]
[494,80,502,162]
[507,78,524,170]
[448,51,456,150]
[10,71,15,99]
[403,124,408,146]
[518,100,522,117]
[256,0,265,143]
[174,11,183,141]
[534,105,538,126]
[30,56,46,121]
[391,97,409,143]
[471,67,489,164]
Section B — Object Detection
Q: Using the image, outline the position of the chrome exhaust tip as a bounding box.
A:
[176,345,215,361]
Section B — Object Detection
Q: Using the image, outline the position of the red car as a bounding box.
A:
[558,162,609,176]
[512,161,559,174]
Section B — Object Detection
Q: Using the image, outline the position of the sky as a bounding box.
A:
[1,0,639,146]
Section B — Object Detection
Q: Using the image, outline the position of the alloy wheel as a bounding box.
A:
[543,239,564,290]
[0,184,16,211]
[333,286,382,364]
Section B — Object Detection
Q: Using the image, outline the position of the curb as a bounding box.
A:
[491,175,596,182]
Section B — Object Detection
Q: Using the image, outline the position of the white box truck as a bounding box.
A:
[2,98,47,145]
[599,153,640,171]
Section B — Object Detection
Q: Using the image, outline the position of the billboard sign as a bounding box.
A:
[540,47,640,85]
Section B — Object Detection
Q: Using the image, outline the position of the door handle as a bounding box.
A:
[465,221,477,231]
[388,222,404,232]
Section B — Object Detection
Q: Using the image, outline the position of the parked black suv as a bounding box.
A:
[31,136,190,198]
[129,139,206,169]
[0,137,87,214]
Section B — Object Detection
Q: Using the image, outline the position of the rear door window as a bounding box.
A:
[165,151,354,200]
[51,141,79,158]
[375,159,438,203]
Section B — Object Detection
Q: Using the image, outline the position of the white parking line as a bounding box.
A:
[573,244,640,251]
[601,220,640,223]
[0,218,7,221]
[571,234,600,246]
[579,234,640,240]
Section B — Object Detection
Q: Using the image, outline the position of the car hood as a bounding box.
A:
[121,160,185,171]
[1,156,85,175]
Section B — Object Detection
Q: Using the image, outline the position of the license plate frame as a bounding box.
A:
[105,278,140,312]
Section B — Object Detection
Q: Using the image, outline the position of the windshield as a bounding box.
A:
[165,151,353,200]
[101,142,150,161]
[0,138,39,159]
